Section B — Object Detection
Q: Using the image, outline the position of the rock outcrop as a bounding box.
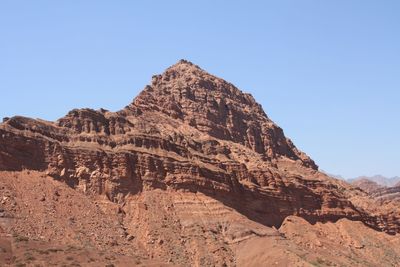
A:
[370,186,400,203]
[0,60,400,237]
[351,178,400,204]
[352,178,383,194]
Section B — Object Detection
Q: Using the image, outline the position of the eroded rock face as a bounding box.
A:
[371,186,400,203]
[0,60,399,235]
[2,171,399,266]
[129,60,317,168]
[351,178,400,204]
[352,178,383,194]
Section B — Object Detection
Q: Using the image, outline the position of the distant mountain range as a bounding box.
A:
[348,175,400,187]
[322,171,400,187]
[324,173,400,201]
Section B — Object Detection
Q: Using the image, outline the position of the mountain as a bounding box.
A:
[350,177,400,206]
[1,60,400,266]
[370,186,400,203]
[349,175,400,187]
[351,178,383,193]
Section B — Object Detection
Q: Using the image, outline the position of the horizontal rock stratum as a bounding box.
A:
[0,60,399,266]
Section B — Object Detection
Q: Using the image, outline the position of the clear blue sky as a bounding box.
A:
[1,1,399,178]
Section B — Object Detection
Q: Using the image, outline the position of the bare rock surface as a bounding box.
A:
[351,178,400,204]
[352,178,383,193]
[0,60,400,266]
[370,186,400,204]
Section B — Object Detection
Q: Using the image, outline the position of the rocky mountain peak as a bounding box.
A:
[168,58,202,70]
[136,59,258,104]
[127,60,317,168]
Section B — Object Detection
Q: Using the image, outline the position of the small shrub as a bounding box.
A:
[14,235,29,242]
[47,248,63,253]
[24,253,36,261]
[37,250,49,255]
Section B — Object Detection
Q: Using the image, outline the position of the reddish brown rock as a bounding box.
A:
[352,178,383,193]
[351,178,400,204]
[0,60,400,265]
[370,185,400,203]
[0,60,399,232]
